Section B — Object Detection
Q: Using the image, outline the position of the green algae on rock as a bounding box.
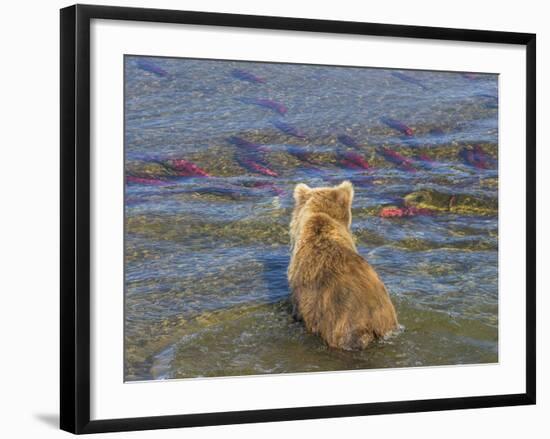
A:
[404,189,498,216]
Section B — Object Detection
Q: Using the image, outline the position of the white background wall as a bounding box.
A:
[0,0,546,437]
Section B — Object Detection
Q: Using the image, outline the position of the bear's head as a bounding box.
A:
[290,181,354,244]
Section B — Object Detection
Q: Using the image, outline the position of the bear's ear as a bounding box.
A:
[335,181,354,207]
[294,183,311,204]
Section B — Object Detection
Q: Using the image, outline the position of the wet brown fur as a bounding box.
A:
[288,181,398,350]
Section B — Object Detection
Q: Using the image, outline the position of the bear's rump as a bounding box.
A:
[292,282,397,350]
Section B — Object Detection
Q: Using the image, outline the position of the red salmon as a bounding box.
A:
[237,156,278,177]
[380,116,414,136]
[167,159,210,177]
[378,147,417,172]
[337,151,371,170]
[380,206,434,218]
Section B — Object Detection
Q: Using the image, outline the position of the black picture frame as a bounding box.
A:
[60,4,536,434]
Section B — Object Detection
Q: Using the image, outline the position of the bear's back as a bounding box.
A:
[289,212,398,350]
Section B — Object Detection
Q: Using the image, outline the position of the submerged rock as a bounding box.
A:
[404,189,498,215]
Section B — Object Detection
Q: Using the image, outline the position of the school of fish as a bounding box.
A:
[130,60,496,218]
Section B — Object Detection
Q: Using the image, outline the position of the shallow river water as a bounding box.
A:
[124,56,498,381]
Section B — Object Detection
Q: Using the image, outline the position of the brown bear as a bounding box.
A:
[288,181,398,350]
